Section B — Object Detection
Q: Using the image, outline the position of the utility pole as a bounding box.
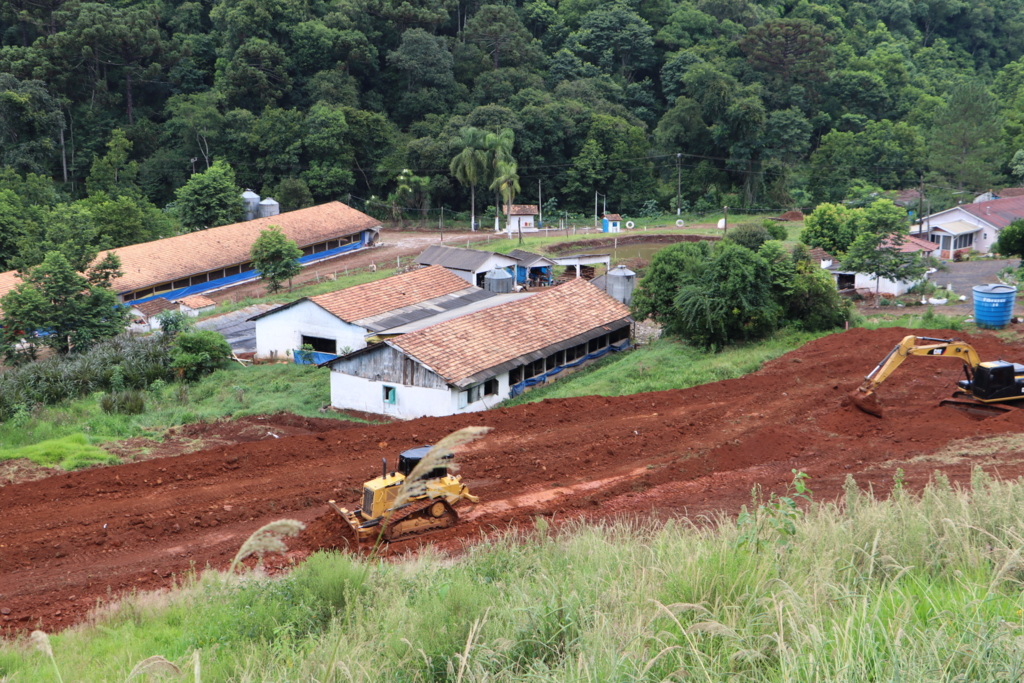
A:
[538,178,542,229]
[439,206,444,242]
[723,206,728,236]
[595,191,598,230]
[676,153,682,216]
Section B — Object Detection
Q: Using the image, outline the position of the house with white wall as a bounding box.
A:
[325,278,633,419]
[249,265,487,360]
[415,245,519,287]
[827,235,938,296]
[602,214,622,233]
[913,196,1024,258]
[504,205,539,233]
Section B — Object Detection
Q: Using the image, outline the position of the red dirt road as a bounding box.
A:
[5,327,1024,634]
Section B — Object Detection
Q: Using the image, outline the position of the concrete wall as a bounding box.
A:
[254,300,367,360]
[330,371,511,419]
[854,273,919,297]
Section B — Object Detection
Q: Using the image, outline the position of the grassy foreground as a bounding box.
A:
[0,363,356,470]
[4,470,1024,681]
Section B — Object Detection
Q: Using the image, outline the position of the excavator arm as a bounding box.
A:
[852,335,981,417]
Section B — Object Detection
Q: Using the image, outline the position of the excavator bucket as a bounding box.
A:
[850,388,884,417]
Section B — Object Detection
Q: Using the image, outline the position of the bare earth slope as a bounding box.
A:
[4,327,1024,634]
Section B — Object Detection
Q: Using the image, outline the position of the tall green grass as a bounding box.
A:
[503,328,829,406]
[5,469,1024,682]
[0,363,363,469]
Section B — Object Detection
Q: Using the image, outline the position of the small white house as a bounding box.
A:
[415,245,520,287]
[249,265,482,360]
[913,195,1024,258]
[827,236,938,296]
[503,204,539,233]
[326,279,633,419]
[129,297,178,332]
[175,294,217,317]
[602,214,622,233]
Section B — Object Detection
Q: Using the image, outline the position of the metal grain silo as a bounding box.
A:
[241,190,260,221]
[257,197,280,218]
[484,267,513,293]
[606,264,636,305]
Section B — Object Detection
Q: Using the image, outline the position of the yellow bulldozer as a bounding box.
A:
[328,445,479,546]
[851,334,1024,418]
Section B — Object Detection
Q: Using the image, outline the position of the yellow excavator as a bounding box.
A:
[328,445,479,546]
[851,335,1024,418]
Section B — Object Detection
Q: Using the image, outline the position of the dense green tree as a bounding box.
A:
[739,19,833,100]
[0,250,128,361]
[249,226,302,293]
[929,81,1004,190]
[994,219,1024,257]
[465,5,541,70]
[169,329,232,381]
[0,74,64,175]
[272,178,314,212]
[174,160,243,231]
[841,199,925,303]
[568,3,656,82]
[671,242,782,349]
[801,203,859,255]
[631,240,713,324]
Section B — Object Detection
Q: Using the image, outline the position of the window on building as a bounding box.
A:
[510,367,522,384]
[953,233,975,250]
[458,390,468,408]
[383,386,397,405]
[301,335,336,353]
[484,378,498,395]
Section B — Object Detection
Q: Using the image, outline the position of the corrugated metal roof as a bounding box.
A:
[508,249,556,268]
[356,287,497,332]
[416,245,516,271]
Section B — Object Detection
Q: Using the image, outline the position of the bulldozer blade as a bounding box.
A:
[939,399,1014,419]
[850,389,884,417]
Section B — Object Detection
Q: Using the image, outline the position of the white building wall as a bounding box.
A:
[254,300,368,360]
[508,215,537,232]
[854,273,919,297]
[918,206,998,253]
[330,370,512,419]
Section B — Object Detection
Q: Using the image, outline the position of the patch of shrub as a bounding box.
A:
[729,223,771,252]
[763,220,788,241]
[99,389,147,415]
[0,335,172,422]
[170,330,232,382]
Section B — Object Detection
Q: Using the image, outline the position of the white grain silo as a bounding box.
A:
[606,264,636,305]
[241,190,260,221]
[257,197,280,218]
[484,267,513,294]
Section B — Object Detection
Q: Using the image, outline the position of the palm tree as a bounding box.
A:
[484,128,515,231]
[449,127,488,231]
[491,160,521,243]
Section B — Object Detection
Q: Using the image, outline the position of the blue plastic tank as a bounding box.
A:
[973,284,1017,329]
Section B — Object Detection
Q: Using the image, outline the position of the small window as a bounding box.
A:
[458,390,468,408]
[484,378,498,395]
[509,367,522,384]
[468,385,482,403]
[302,335,336,354]
[383,386,397,405]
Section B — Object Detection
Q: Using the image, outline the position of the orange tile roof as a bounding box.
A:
[131,297,177,317]
[310,265,472,323]
[176,294,217,309]
[96,201,377,293]
[391,278,632,384]
[506,204,538,216]
[0,270,20,302]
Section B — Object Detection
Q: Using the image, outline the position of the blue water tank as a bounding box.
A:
[973,284,1017,329]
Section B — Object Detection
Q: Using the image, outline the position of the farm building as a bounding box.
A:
[507,249,556,286]
[827,235,938,296]
[249,265,498,361]
[325,278,633,419]
[602,214,623,233]
[503,204,540,233]
[415,245,519,287]
[0,201,381,312]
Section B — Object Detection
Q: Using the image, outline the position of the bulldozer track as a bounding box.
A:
[382,498,458,542]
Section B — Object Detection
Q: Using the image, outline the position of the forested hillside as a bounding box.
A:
[3,0,1024,269]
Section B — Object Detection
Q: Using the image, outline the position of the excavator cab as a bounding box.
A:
[960,361,1024,400]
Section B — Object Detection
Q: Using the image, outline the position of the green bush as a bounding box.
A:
[170,330,232,382]
[728,223,771,251]
[99,389,147,415]
[763,219,788,241]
